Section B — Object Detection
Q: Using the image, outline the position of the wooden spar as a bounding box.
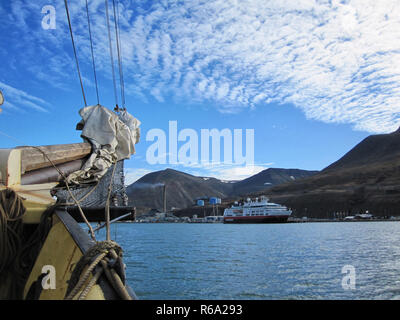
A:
[17,143,92,174]
[21,158,86,185]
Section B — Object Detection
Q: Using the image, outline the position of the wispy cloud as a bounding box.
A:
[3,0,400,132]
[0,81,48,113]
[203,165,272,181]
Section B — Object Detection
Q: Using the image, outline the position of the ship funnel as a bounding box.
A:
[163,184,167,213]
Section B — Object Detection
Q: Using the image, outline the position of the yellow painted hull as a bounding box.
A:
[23,213,105,300]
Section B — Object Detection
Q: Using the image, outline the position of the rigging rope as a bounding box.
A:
[64,0,87,107]
[104,0,119,109]
[105,161,117,241]
[113,0,126,109]
[64,0,126,109]
[85,0,100,105]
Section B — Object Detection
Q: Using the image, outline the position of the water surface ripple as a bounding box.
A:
[96,222,400,299]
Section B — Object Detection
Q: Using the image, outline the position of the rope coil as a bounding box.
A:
[64,240,132,300]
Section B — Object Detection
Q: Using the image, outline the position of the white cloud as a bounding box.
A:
[192,164,272,181]
[124,167,153,185]
[4,0,400,133]
[180,160,274,181]
[120,0,400,133]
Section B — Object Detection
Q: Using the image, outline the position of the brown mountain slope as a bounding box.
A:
[126,168,234,211]
[265,128,400,218]
[232,168,318,196]
[126,168,318,211]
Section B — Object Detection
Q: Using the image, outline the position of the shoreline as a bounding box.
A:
[126,217,400,224]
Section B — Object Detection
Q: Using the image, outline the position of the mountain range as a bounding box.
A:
[126,167,318,212]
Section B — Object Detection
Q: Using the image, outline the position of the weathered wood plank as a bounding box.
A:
[17,143,91,174]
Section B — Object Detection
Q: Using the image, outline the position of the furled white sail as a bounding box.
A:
[66,105,141,184]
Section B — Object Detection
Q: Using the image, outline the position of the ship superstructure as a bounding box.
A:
[223,196,291,223]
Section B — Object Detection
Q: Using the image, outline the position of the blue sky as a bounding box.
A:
[0,0,399,184]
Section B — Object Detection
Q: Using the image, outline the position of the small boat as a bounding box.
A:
[204,215,224,223]
[223,196,292,223]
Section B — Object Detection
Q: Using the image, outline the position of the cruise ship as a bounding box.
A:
[223,196,292,223]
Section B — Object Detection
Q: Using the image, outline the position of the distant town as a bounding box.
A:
[131,195,400,223]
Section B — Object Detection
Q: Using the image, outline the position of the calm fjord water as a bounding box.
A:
[96,222,400,299]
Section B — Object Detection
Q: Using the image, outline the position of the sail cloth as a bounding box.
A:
[66,105,140,184]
